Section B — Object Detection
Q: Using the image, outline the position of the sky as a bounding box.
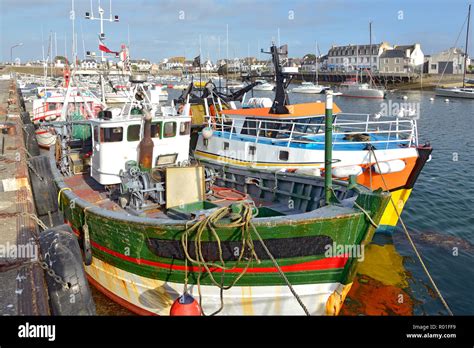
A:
[0,0,472,63]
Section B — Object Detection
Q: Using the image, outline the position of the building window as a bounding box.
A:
[151,122,162,138]
[279,151,289,161]
[127,124,141,141]
[395,58,400,64]
[385,59,389,64]
[431,64,437,70]
[163,122,176,138]
[385,67,389,72]
[100,127,123,143]
[366,57,370,63]
[179,121,191,136]
[373,57,377,62]
[249,146,256,156]
[395,67,400,72]
[223,142,229,150]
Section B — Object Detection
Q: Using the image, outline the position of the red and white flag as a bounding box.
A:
[98,37,118,55]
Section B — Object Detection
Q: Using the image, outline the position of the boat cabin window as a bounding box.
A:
[293,117,325,135]
[151,122,162,138]
[241,119,257,136]
[127,124,141,142]
[259,121,280,138]
[179,121,191,136]
[47,103,57,111]
[100,127,123,143]
[163,122,176,138]
[93,126,99,142]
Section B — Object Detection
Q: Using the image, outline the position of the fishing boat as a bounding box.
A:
[291,81,329,94]
[31,71,104,149]
[194,44,432,233]
[435,5,473,99]
[50,71,389,315]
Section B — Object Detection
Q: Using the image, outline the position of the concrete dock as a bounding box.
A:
[0,78,50,315]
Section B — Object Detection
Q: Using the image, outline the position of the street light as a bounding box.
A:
[10,43,23,65]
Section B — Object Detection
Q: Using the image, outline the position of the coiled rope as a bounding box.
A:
[368,147,454,316]
[180,202,310,316]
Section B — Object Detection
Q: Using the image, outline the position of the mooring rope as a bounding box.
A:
[330,187,379,229]
[20,212,47,231]
[249,222,311,316]
[368,147,454,316]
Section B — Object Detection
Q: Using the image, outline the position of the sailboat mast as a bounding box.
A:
[463,4,471,88]
[369,21,372,86]
[315,42,319,84]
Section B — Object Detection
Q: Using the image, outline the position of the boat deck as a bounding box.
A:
[62,173,257,219]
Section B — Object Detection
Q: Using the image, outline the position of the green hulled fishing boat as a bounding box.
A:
[48,70,389,315]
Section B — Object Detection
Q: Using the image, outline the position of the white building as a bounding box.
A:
[202,59,215,72]
[426,47,470,74]
[80,59,98,70]
[327,42,392,72]
[379,44,424,73]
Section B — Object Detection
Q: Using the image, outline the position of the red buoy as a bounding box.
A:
[170,293,202,316]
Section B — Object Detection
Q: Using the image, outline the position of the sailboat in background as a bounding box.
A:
[341,22,386,99]
[292,43,329,94]
[435,4,474,99]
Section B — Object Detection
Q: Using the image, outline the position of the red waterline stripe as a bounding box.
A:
[67,221,348,274]
[91,240,347,274]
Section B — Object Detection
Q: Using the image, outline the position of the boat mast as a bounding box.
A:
[262,44,290,114]
[71,0,76,65]
[463,4,471,88]
[315,42,319,84]
[369,21,372,87]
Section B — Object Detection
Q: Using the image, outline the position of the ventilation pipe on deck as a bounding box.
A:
[138,110,154,172]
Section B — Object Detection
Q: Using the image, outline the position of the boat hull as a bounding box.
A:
[341,88,385,99]
[291,86,327,94]
[86,257,352,315]
[194,144,432,231]
[435,88,474,99]
[253,85,275,91]
[52,152,389,316]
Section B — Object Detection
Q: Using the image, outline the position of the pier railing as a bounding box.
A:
[205,113,418,150]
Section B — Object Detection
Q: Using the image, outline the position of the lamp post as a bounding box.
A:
[10,43,23,65]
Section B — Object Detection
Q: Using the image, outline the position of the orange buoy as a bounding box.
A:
[170,293,202,316]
